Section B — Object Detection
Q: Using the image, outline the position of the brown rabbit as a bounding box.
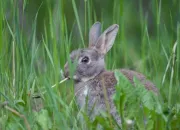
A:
[64,22,158,125]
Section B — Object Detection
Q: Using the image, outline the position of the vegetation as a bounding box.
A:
[0,0,180,129]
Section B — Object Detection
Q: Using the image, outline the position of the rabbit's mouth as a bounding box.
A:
[64,70,95,82]
[64,66,76,81]
[64,72,80,82]
[64,62,79,81]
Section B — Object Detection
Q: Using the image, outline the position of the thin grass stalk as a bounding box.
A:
[156,0,161,49]
[168,41,178,108]
[162,53,172,86]
[6,18,16,99]
[0,0,2,55]
[48,1,59,84]
[102,78,113,128]
[30,5,40,73]
[72,0,84,46]
[146,27,158,73]
[84,0,87,38]
[15,2,23,98]
[139,0,147,72]
[12,41,16,98]
[112,0,117,70]
[176,23,180,83]
[87,0,91,28]
[4,105,31,130]
[152,0,161,74]
[112,0,116,22]
[119,0,126,66]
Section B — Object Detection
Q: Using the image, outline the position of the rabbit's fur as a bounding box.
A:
[64,22,158,125]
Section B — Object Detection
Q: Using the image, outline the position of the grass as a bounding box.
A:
[0,0,180,129]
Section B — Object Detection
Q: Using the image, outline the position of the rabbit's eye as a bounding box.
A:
[81,56,89,63]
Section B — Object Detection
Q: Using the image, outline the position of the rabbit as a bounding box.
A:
[64,22,158,126]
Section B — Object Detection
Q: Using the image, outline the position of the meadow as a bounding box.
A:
[0,0,180,129]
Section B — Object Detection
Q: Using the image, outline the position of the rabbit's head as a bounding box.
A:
[64,22,119,82]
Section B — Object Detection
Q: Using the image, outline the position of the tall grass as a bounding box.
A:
[0,0,180,129]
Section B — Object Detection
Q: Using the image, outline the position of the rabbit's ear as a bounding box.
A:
[89,22,101,48]
[95,24,119,55]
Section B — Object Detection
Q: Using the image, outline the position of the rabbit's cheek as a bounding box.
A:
[77,65,87,75]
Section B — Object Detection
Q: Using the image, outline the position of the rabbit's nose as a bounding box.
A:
[64,62,69,78]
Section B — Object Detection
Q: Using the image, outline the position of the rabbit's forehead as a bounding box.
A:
[70,49,99,59]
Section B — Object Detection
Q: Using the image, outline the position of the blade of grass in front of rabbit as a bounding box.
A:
[32,77,69,97]
[101,78,113,127]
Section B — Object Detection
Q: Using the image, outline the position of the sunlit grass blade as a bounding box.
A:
[72,0,84,46]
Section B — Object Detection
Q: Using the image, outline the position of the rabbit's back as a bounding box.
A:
[74,69,158,124]
[120,69,158,93]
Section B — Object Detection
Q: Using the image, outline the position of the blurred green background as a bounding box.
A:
[3,0,180,69]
